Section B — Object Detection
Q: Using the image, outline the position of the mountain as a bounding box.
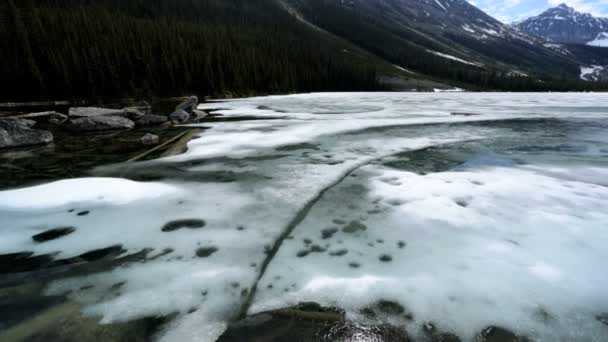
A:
[516,4,608,46]
[1,0,607,102]
[285,0,597,85]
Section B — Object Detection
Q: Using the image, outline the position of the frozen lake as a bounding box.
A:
[1,93,608,341]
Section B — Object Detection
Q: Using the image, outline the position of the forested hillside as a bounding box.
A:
[286,0,608,91]
[2,0,608,102]
[0,0,381,101]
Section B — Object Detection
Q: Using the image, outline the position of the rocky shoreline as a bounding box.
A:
[0,97,212,189]
[0,96,206,150]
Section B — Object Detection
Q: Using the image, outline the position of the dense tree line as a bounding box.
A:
[0,0,380,102]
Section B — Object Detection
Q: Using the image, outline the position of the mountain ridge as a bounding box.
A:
[516,3,608,46]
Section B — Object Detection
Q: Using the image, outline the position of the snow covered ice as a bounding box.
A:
[1,93,608,341]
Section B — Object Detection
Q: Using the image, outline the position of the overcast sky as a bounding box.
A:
[468,0,608,23]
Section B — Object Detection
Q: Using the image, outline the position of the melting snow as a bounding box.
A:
[1,93,608,341]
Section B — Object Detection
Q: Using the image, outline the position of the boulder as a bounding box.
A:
[69,116,135,132]
[10,111,68,125]
[136,115,168,126]
[70,106,146,121]
[175,96,198,113]
[69,107,126,118]
[19,119,37,128]
[0,119,53,149]
[140,133,159,146]
[169,109,190,124]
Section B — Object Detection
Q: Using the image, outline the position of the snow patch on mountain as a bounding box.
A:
[580,65,605,81]
[427,50,483,67]
[517,4,608,46]
[587,32,608,47]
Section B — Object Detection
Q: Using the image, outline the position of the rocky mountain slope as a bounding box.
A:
[516,4,608,46]
[284,0,602,87]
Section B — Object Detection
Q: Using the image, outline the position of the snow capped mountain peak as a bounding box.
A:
[516,4,608,46]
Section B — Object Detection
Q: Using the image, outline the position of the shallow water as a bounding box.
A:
[1,93,607,341]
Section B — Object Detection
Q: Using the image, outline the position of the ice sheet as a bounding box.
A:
[1,93,607,341]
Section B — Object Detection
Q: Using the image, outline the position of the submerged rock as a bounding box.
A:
[0,302,154,342]
[379,254,393,262]
[196,246,218,258]
[139,133,159,146]
[69,116,135,131]
[321,227,339,239]
[342,220,367,234]
[162,219,206,232]
[375,300,406,315]
[218,304,407,342]
[136,115,168,126]
[477,326,531,342]
[329,249,348,257]
[32,227,76,243]
[597,313,608,326]
[0,119,53,148]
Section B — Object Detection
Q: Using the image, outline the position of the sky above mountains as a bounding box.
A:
[470,0,608,23]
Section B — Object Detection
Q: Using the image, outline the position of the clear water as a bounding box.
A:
[1,93,607,341]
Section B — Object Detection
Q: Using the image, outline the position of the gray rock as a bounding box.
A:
[136,115,168,126]
[10,111,68,125]
[175,96,198,113]
[169,109,190,124]
[0,119,53,148]
[123,107,146,120]
[70,116,134,132]
[0,301,151,342]
[19,119,37,128]
[140,133,159,146]
[69,107,127,118]
[70,106,149,120]
[477,326,531,342]
[48,113,69,125]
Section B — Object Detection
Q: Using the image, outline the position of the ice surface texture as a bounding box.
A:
[1,93,608,341]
